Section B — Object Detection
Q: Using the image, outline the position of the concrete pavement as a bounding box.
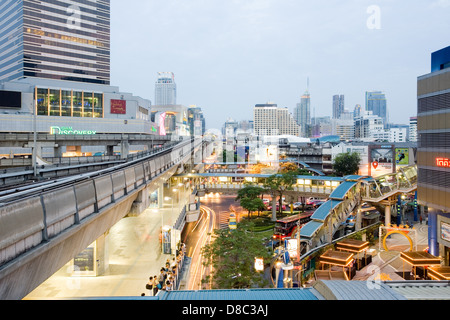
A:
[24,194,189,300]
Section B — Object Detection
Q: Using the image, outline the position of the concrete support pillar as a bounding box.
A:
[158,185,164,209]
[385,204,391,227]
[120,140,129,159]
[106,145,114,156]
[356,205,362,232]
[95,232,109,276]
[428,210,439,256]
[129,187,150,217]
[54,145,63,158]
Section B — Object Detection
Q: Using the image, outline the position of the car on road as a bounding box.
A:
[267,204,287,211]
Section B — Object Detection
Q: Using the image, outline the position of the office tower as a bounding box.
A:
[188,106,205,136]
[409,117,417,142]
[365,91,387,125]
[154,72,177,105]
[294,90,311,137]
[254,103,299,136]
[332,95,345,119]
[417,45,450,259]
[0,0,110,85]
[354,104,362,118]
[354,111,384,139]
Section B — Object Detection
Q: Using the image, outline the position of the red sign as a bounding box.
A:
[436,158,450,168]
[110,99,126,114]
[372,161,379,169]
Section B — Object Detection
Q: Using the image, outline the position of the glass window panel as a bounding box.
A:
[93,93,103,118]
[36,88,48,116]
[73,91,83,117]
[49,89,60,116]
[83,92,93,118]
[61,90,72,117]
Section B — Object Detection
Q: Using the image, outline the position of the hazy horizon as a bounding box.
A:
[110,0,450,131]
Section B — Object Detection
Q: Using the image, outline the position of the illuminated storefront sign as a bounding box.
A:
[436,158,450,168]
[50,126,97,135]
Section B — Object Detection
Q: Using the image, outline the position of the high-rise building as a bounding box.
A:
[409,117,417,142]
[366,91,387,125]
[417,45,450,260]
[332,95,345,119]
[354,111,384,139]
[188,106,205,137]
[254,103,299,136]
[354,104,362,118]
[154,72,177,105]
[294,90,311,137]
[0,0,111,85]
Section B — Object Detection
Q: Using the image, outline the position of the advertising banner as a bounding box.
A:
[110,99,126,114]
[395,148,409,166]
[369,145,394,176]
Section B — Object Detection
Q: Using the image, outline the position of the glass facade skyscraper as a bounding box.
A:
[365,91,387,126]
[294,90,311,137]
[0,0,110,85]
[332,94,344,119]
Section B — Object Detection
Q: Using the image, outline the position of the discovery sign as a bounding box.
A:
[50,126,97,135]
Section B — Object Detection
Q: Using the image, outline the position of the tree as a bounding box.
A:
[201,220,271,289]
[263,172,297,221]
[333,152,361,177]
[236,185,265,218]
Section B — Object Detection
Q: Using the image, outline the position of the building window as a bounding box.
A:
[93,93,103,118]
[37,88,48,116]
[49,89,61,116]
[61,90,72,117]
[73,91,83,117]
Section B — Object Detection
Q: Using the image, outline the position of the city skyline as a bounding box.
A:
[109,1,450,130]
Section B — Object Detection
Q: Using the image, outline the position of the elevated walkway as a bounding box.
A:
[300,166,417,250]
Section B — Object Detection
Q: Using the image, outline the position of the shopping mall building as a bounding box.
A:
[0,0,159,156]
[417,45,450,264]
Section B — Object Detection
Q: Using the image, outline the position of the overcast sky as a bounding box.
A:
[110,0,450,130]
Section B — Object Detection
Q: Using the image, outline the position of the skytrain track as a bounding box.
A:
[0,140,189,205]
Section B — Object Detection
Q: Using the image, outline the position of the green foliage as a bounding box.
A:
[201,220,272,289]
[263,172,297,218]
[236,185,265,218]
[333,152,361,177]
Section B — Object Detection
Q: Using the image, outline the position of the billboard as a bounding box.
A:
[395,148,409,166]
[369,145,394,176]
[441,222,450,242]
[110,99,126,114]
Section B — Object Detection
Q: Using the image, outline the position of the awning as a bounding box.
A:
[319,250,354,267]
[311,200,342,222]
[400,252,441,267]
[428,266,450,280]
[336,239,370,253]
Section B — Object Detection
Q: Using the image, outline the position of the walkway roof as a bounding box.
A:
[300,221,324,238]
[311,200,342,222]
[329,181,358,200]
[157,288,323,301]
[313,280,406,300]
[175,173,343,181]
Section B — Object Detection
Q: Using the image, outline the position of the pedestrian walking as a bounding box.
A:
[153,275,159,296]
[420,215,423,224]
[158,269,165,288]
[146,276,154,296]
